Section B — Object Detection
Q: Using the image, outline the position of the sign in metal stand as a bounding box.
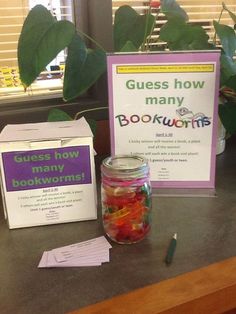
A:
[107,51,220,196]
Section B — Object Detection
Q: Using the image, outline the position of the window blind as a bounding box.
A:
[112,0,236,45]
[0,0,74,103]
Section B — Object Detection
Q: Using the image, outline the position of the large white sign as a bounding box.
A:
[107,51,220,189]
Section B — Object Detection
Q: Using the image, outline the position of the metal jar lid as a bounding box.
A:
[101,155,149,180]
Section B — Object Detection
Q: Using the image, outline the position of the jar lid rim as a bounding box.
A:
[102,155,148,172]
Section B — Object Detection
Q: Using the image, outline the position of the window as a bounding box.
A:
[112,0,236,44]
[2,0,235,107]
[0,0,74,104]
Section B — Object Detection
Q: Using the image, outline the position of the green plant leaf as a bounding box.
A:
[63,34,106,101]
[47,108,73,122]
[120,40,139,52]
[160,18,210,50]
[18,5,76,87]
[224,75,236,92]
[219,102,236,135]
[19,5,56,34]
[213,20,236,58]
[223,2,236,24]
[161,0,188,21]
[86,119,97,136]
[182,25,210,50]
[220,54,236,86]
[159,18,186,44]
[113,5,155,51]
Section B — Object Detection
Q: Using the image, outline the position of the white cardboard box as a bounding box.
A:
[0,117,97,229]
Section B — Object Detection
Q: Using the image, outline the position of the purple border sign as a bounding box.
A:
[2,146,92,191]
[107,51,221,189]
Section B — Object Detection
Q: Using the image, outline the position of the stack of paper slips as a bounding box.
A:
[38,236,112,268]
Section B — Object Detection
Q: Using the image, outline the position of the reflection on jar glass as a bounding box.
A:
[101,155,152,244]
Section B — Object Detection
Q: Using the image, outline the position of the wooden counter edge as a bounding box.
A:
[68,256,236,314]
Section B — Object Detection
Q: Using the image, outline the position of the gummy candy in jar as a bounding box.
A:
[101,155,152,244]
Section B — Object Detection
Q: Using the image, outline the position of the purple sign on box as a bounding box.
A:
[2,146,92,191]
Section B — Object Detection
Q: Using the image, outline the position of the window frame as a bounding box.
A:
[0,0,112,127]
[74,0,113,105]
[0,0,73,104]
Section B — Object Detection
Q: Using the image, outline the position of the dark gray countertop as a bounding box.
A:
[0,136,236,314]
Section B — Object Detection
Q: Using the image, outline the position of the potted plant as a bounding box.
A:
[17,0,236,136]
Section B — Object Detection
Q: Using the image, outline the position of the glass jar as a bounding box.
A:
[101,155,152,244]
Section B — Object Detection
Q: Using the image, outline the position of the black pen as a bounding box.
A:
[165,233,177,265]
